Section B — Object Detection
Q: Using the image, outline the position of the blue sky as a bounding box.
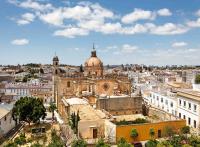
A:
[0,0,200,66]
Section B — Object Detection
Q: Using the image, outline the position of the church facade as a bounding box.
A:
[52,47,142,116]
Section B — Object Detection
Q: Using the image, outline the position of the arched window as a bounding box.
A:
[67,81,70,87]
[55,69,58,75]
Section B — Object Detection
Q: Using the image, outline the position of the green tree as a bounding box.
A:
[145,139,158,147]
[188,135,200,146]
[181,126,190,134]
[14,133,26,145]
[80,64,84,72]
[117,138,132,147]
[149,128,155,139]
[130,128,138,141]
[49,102,57,120]
[96,139,110,147]
[48,129,64,147]
[69,111,80,134]
[71,139,87,147]
[157,140,173,147]
[195,74,200,84]
[12,97,46,125]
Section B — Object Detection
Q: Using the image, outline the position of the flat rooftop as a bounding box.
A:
[177,89,200,101]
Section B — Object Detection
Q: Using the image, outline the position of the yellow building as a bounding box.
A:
[116,119,186,142]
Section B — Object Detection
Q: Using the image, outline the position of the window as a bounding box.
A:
[93,128,98,139]
[188,117,191,125]
[161,98,163,103]
[179,113,181,118]
[67,81,70,88]
[4,116,7,121]
[150,94,152,97]
[157,96,159,101]
[188,103,191,110]
[170,102,173,107]
[194,104,197,112]
[184,101,186,107]
[194,120,197,128]
[179,99,181,105]
[158,130,161,138]
[183,115,186,119]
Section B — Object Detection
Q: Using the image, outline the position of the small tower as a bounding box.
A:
[53,55,59,75]
[52,55,59,105]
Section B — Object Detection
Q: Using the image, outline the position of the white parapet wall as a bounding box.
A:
[193,84,200,92]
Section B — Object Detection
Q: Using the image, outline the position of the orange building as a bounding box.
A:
[116,119,186,142]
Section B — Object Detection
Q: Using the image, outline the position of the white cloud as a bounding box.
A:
[39,8,64,26]
[17,13,35,25]
[121,8,155,24]
[53,27,89,38]
[19,0,54,12]
[121,44,138,53]
[11,38,29,45]
[100,23,122,34]
[149,23,189,35]
[121,24,148,34]
[157,8,172,16]
[187,18,200,27]
[196,9,200,16]
[172,42,188,47]
[8,1,191,38]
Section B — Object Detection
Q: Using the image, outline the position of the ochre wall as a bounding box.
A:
[116,120,186,142]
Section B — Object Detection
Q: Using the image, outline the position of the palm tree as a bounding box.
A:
[49,103,57,120]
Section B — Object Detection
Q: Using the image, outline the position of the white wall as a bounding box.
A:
[177,97,200,129]
[104,120,116,143]
[148,92,178,116]
[0,112,15,136]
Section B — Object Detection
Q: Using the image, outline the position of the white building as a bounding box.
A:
[4,81,52,99]
[145,85,200,133]
[0,103,15,137]
[177,90,200,131]
[147,90,178,116]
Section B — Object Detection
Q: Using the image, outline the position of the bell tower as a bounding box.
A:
[53,55,59,75]
[52,55,59,105]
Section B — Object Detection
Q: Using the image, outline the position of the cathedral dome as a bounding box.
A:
[85,56,103,67]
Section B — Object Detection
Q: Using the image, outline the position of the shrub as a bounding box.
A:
[48,129,64,147]
[14,133,26,145]
[71,139,87,147]
[116,118,149,125]
[130,128,138,141]
[181,126,190,134]
[117,138,132,147]
[149,128,155,139]
[96,138,110,147]
[195,74,200,84]
[145,139,158,147]
[4,141,17,147]
[31,142,43,147]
